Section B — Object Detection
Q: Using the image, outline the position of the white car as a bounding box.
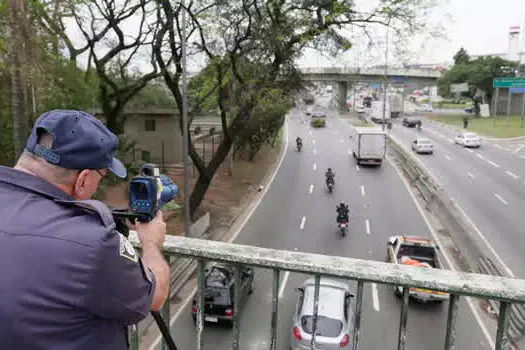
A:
[416,104,434,112]
[455,132,481,148]
[411,138,434,154]
[355,105,365,113]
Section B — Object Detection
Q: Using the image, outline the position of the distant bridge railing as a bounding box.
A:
[299,67,442,78]
[129,234,525,350]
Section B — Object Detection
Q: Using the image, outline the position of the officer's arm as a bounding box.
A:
[140,241,170,311]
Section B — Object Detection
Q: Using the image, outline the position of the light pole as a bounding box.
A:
[181,0,191,236]
[382,24,390,131]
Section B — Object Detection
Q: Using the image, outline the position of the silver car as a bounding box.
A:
[290,278,355,350]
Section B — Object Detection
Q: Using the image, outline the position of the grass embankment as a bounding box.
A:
[428,115,525,138]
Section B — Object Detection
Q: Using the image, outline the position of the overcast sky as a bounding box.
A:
[297,0,525,68]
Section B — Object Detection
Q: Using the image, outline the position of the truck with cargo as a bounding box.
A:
[349,127,387,166]
[389,94,403,118]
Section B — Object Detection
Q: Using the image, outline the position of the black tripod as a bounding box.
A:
[113,210,178,350]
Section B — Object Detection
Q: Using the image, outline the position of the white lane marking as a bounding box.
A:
[506,170,519,179]
[476,153,485,160]
[313,149,317,155]
[520,155,525,160]
[313,163,317,171]
[453,201,514,278]
[468,172,476,180]
[348,149,352,155]
[445,155,451,161]
[514,144,525,154]
[309,184,314,194]
[312,140,316,145]
[388,155,497,348]
[309,130,313,136]
[371,283,380,311]
[494,193,508,206]
[487,160,500,168]
[278,271,290,299]
[448,139,454,143]
[356,164,360,171]
[466,148,474,153]
[340,139,344,143]
[365,219,371,235]
[149,116,292,350]
[361,185,365,197]
[300,216,307,230]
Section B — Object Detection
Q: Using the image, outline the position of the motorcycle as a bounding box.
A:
[338,221,348,237]
[297,141,303,152]
[326,178,334,193]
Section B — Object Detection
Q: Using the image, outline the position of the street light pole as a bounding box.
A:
[382,24,390,131]
[181,0,191,236]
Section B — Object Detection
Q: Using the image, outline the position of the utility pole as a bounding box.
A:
[181,0,191,236]
[382,24,390,131]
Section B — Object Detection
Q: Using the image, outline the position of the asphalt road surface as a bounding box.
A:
[390,110,525,280]
[167,96,491,350]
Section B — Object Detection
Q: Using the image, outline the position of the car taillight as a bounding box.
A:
[192,305,197,313]
[225,308,234,316]
[340,334,350,347]
[293,326,302,341]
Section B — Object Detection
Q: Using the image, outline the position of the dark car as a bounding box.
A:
[191,264,254,327]
[402,117,422,128]
[464,106,475,114]
[371,116,390,124]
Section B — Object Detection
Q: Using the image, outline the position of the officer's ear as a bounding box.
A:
[72,169,97,200]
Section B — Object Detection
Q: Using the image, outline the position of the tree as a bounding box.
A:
[453,47,470,65]
[155,0,439,217]
[439,55,519,116]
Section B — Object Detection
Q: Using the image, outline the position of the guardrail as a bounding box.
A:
[128,234,525,350]
[387,132,525,346]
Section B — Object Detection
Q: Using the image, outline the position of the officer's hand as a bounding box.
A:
[136,210,166,248]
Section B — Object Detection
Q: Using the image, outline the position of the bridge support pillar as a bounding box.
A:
[338,81,349,113]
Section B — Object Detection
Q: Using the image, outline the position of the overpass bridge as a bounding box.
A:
[299,67,442,112]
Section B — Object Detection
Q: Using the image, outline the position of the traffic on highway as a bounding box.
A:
[160,92,491,350]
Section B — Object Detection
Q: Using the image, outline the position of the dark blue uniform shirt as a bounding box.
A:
[0,166,155,350]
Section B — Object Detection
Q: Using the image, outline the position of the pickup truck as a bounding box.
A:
[387,235,449,302]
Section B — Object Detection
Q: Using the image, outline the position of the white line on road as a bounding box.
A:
[468,172,476,180]
[278,271,290,299]
[494,193,508,206]
[340,139,344,143]
[361,185,365,197]
[356,164,360,171]
[309,184,314,194]
[476,153,485,160]
[514,144,525,154]
[300,216,307,230]
[506,170,519,179]
[520,155,525,160]
[389,156,496,348]
[466,148,474,153]
[448,139,454,144]
[312,140,316,145]
[308,130,312,136]
[313,163,317,171]
[371,283,380,311]
[487,160,500,168]
[365,219,371,235]
[445,155,451,160]
[313,149,317,155]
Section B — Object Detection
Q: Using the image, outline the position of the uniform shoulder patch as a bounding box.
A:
[119,233,138,262]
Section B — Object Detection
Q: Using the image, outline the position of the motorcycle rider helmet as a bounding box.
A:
[328,167,332,172]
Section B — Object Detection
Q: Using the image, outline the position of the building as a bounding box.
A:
[471,25,525,63]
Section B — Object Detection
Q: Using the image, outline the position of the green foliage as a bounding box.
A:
[453,47,470,65]
[310,118,326,128]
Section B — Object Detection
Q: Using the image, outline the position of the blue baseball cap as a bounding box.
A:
[26,110,127,178]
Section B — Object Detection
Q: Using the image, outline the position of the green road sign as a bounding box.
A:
[493,78,525,88]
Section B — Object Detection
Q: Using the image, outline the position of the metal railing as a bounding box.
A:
[129,234,525,350]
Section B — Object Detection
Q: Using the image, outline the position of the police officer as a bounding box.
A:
[0,110,170,349]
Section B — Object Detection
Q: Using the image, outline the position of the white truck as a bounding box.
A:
[350,127,387,166]
[389,94,403,118]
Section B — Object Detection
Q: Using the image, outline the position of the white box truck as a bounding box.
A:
[350,127,387,166]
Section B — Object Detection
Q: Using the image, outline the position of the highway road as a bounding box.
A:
[165,97,490,350]
[390,108,525,280]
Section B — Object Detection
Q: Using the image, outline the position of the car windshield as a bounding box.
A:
[464,134,478,139]
[203,287,231,305]
[301,315,343,337]
[418,140,432,145]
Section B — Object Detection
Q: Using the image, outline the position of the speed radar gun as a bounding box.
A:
[110,163,179,350]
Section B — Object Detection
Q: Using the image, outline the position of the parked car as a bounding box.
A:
[412,138,434,154]
[455,132,481,148]
[416,104,433,112]
[402,117,422,128]
[371,116,390,124]
[191,264,254,327]
[291,278,355,349]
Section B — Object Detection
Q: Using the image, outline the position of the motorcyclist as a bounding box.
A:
[325,168,335,186]
[336,202,349,223]
[296,137,303,147]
